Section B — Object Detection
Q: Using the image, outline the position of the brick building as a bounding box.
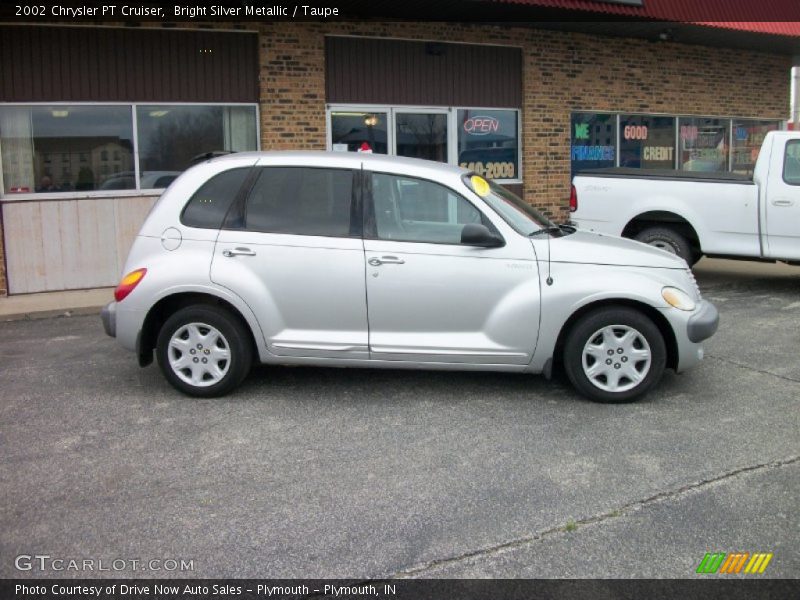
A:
[1,1,799,296]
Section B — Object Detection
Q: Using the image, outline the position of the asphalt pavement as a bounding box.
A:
[0,258,798,579]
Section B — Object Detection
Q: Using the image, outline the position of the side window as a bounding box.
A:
[370,173,487,244]
[783,140,800,186]
[181,168,250,229]
[244,167,354,237]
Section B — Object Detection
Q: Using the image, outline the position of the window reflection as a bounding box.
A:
[395,113,448,162]
[732,120,780,175]
[0,105,134,193]
[136,105,257,188]
[0,104,259,195]
[679,117,730,172]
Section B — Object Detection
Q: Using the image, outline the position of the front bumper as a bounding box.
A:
[659,299,719,373]
[687,300,719,343]
[101,301,117,338]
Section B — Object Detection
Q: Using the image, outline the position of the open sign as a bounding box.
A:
[463,116,500,136]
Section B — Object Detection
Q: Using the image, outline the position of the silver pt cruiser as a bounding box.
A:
[102,152,718,403]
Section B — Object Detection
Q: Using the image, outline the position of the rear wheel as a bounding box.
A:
[563,307,666,403]
[634,226,696,265]
[156,305,252,397]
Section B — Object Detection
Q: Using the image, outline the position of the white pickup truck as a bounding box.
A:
[570,130,800,266]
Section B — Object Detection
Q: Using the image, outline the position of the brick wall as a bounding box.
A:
[0,21,791,297]
[257,21,791,221]
[259,24,328,150]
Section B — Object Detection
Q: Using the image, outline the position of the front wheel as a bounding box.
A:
[156,305,253,397]
[563,307,667,403]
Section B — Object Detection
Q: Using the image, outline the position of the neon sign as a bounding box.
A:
[571,145,615,161]
[463,116,500,136]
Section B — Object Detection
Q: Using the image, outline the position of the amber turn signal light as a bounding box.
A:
[114,268,147,302]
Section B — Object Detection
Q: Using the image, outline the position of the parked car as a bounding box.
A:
[99,171,180,191]
[570,130,800,266]
[101,152,718,403]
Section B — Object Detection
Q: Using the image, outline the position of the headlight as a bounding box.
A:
[662,287,696,311]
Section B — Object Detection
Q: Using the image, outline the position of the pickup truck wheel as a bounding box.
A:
[634,227,693,265]
[563,307,666,403]
[156,305,252,397]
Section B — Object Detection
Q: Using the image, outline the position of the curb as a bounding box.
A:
[1,305,103,322]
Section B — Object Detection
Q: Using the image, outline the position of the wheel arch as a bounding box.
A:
[138,292,259,367]
[552,298,679,374]
[621,211,701,253]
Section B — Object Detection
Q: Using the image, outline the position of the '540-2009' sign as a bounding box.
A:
[459,161,516,179]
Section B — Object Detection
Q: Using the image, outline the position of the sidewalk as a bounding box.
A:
[0,287,113,321]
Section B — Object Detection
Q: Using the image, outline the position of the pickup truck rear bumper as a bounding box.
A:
[687,300,719,343]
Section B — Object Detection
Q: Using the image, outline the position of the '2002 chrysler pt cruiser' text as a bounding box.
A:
[102,152,718,403]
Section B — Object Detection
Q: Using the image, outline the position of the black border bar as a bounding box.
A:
[2,579,799,600]
[1,1,800,23]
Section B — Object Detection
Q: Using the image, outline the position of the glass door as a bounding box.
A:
[393,110,450,163]
[329,109,389,154]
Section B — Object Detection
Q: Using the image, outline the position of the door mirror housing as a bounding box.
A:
[461,223,504,247]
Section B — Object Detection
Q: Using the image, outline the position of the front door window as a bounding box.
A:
[370,172,486,244]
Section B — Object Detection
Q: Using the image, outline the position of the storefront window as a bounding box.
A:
[136,105,257,189]
[0,105,134,194]
[570,113,616,175]
[619,115,676,169]
[0,104,258,195]
[457,109,519,180]
[679,117,730,172]
[327,106,522,182]
[731,120,781,175]
[395,112,448,162]
[330,111,388,154]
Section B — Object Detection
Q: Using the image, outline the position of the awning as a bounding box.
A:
[490,0,800,35]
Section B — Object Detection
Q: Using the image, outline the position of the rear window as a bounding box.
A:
[243,167,355,237]
[181,168,250,229]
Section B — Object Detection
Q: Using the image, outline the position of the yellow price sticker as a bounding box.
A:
[470,175,490,197]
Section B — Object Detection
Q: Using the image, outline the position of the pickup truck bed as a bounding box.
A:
[570,131,800,267]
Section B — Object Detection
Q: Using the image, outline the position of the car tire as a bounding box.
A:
[563,307,667,403]
[690,249,704,267]
[156,305,252,397]
[634,227,694,265]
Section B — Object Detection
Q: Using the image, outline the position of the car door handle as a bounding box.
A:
[772,198,794,207]
[222,247,257,257]
[368,256,405,266]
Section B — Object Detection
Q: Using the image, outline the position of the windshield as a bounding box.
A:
[463,174,556,235]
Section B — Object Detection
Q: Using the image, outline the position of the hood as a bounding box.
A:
[541,230,686,269]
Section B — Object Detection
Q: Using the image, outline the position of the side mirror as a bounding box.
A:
[461,223,504,248]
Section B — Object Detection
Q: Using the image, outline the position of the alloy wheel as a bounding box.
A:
[581,325,652,393]
[167,322,231,387]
